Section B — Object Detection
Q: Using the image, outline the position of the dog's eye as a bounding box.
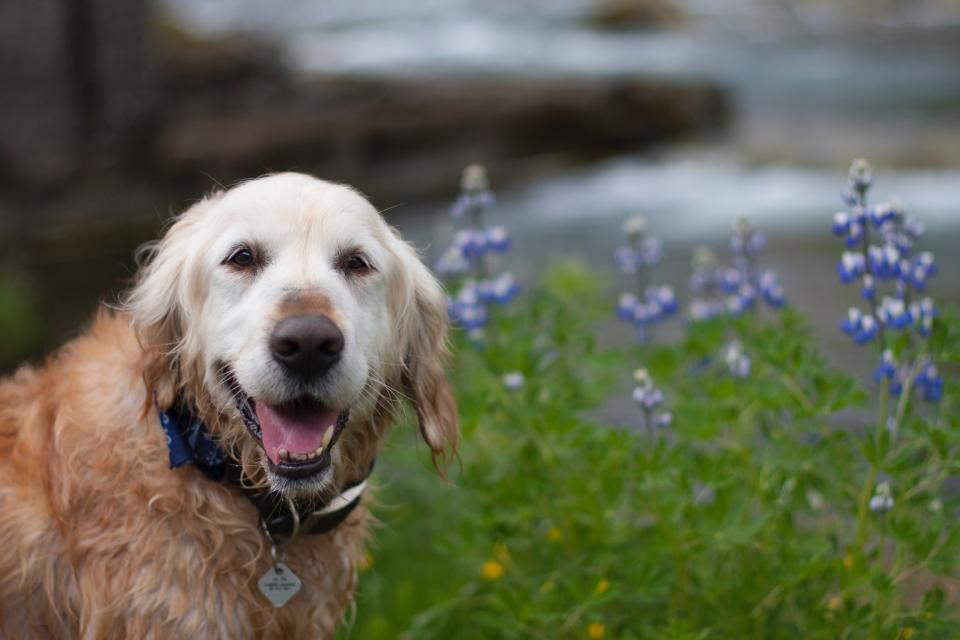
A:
[342,254,372,274]
[226,247,256,269]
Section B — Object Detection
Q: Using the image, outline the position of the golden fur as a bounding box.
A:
[0,175,458,638]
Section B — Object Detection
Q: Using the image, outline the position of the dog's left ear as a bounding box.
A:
[394,241,460,472]
[123,194,221,407]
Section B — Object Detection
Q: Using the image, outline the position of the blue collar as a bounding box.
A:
[157,401,371,537]
[158,403,228,481]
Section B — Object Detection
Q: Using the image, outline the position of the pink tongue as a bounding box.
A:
[255,402,339,464]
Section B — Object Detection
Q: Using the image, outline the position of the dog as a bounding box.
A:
[0,173,459,638]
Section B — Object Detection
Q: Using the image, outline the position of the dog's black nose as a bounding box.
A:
[269,315,344,378]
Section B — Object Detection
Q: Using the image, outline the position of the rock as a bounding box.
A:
[150,71,728,203]
[585,0,685,30]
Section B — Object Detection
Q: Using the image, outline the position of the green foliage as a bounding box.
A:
[0,272,39,368]
[340,262,959,640]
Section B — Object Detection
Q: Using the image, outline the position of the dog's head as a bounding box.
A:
[125,173,458,497]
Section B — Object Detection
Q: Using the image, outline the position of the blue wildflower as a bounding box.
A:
[488,272,520,305]
[878,296,912,330]
[861,274,876,300]
[687,245,726,322]
[723,340,751,378]
[651,285,678,314]
[615,216,663,274]
[916,360,943,403]
[615,215,675,340]
[869,481,894,513]
[873,349,896,383]
[617,293,639,321]
[502,371,524,391]
[832,211,851,236]
[841,307,862,335]
[837,251,865,284]
[435,245,470,277]
[632,369,672,434]
[486,226,511,253]
[841,308,878,344]
[449,163,495,219]
[915,297,937,337]
[451,301,488,330]
[844,221,864,248]
[438,164,520,333]
[759,270,786,307]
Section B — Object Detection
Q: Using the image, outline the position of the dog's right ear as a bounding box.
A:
[123,195,221,407]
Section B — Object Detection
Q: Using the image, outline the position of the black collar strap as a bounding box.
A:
[158,400,373,537]
[223,458,373,537]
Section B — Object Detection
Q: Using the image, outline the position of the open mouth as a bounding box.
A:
[222,367,349,480]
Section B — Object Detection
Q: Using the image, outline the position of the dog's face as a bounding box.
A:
[126,173,458,496]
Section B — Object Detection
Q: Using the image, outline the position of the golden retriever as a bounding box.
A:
[0,173,458,638]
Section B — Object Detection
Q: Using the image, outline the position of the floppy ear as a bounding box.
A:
[395,242,460,471]
[123,194,221,408]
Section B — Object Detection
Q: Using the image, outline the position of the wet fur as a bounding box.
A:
[0,175,458,638]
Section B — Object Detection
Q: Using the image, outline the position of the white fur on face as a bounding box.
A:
[197,176,394,409]
[182,175,405,485]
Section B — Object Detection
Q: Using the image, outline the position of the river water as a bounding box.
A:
[160,0,960,236]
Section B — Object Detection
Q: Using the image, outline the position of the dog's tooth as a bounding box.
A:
[278,447,289,461]
[322,428,334,448]
[314,446,324,458]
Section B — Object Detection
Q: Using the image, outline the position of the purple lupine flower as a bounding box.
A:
[450,163,495,219]
[502,371,524,391]
[844,221,864,248]
[906,251,936,290]
[435,245,470,276]
[854,315,879,344]
[878,296,913,330]
[873,349,897,382]
[837,251,865,283]
[651,285,678,314]
[832,211,851,236]
[832,161,946,406]
[841,307,863,335]
[869,481,894,513]
[687,245,724,322]
[439,164,520,334]
[916,359,943,402]
[861,274,876,300]
[458,304,488,330]
[723,340,751,378]
[615,216,663,274]
[486,226,511,253]
[720,267,742,294]
[903,216,925,238]
[632,369,671,433]
[617,293,639,321]
[489,272,520,304]
[718,217,786,313]
[688,298,724,322]
[916,297,937,337]
[759,270,786,307]
[615,215,675,340]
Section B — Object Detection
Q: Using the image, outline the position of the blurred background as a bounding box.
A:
[1,0,959,374]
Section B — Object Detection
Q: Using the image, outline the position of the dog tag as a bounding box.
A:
[258,562,302,607]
